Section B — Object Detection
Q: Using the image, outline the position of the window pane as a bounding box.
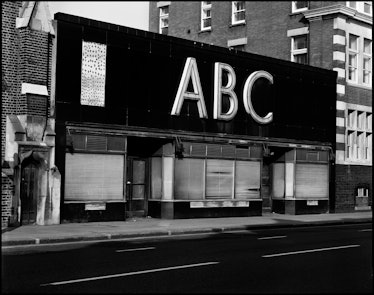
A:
[294,54,307,64]
[160,6,169,15]
[206,159,234,199]
[349,35,358,50]
[293,35,307,49]
[235,1,245,10]
[364,2,371,14]
[364,39,371,54]
[295,1,308,10]
[348,1,356,9]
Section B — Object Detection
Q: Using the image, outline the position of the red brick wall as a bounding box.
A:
[2,1,52,227]
[335,164,372,212]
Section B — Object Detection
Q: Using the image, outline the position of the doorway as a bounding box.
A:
[126,157,148,218]
[20,161,39,225]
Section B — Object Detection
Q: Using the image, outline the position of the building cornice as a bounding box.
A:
[303,4,372,25]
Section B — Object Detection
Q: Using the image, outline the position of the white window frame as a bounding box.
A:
[231,1,246,25]
[159,5,169,35]
[345,108,372,162]
[291,35,308,64]
[347,1,373,16]
[347,34,372,87]
[201,1,212,31]
[363,38,372,86]
[292,1,309,13]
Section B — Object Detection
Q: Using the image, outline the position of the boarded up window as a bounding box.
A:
[174,158,205,200]
[65,153,124,201]
[206,159,234,199]
[235,161,261,199]
[81,41,107,107]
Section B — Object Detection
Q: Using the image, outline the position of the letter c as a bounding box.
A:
[243,70,273,124]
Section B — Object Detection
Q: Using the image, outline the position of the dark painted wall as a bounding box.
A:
[54,13,336,143]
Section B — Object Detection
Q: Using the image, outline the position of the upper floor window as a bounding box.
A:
[291,35,308,64]
[347,1,372,16]
[292,1,309,13]
[159,5,169,35]
[346,108,372,162]
[201,1,212,31]
[347,34,372,86]
[232,1,245,25]
[81,41,107,107]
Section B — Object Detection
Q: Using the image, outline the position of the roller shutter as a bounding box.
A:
[295,163,329,198]
[65,153,124,201]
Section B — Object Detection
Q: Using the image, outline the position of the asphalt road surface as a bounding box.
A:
[2,223,372,293]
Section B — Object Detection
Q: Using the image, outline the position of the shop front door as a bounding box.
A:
[20,162,38,225]
[126,157,147,218]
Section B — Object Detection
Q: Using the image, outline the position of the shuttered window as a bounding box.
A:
[235,161,261,199]
[295,163,329,198]
[174,158,205,200]
[151,157,162,199]
[206,159,234,199]
[65,153,124,201]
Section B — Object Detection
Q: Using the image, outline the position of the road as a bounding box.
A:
[2,223,372,293]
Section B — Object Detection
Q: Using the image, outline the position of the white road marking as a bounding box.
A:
[116,247,155,252]
[262,244,360,258]
[258,235,287,240]
[359,229,372,232]
[40,261,219,286]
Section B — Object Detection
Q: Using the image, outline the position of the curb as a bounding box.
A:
[2,218,372,247]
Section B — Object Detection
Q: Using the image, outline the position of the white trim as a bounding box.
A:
[304,4,372,25]
[336,84,346,95]
[336,134,345,143]
[227,37,247,47]
[333,67,346,78]
[333,35,346,45]
[292,1,309,13]
[336,117,345,127]
[21,83,49,96]
[287,27,309,37]
[333,51,346,61]
[336,100,347,111]
[345,103,372,113]
[334,17,347,30]
[157,1,171,8]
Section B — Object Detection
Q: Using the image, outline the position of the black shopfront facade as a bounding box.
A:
[53,13,337,222]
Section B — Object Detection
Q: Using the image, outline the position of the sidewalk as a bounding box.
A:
[2,211,372,247]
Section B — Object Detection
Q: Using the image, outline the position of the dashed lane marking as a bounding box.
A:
[116,247,155,252]
[258,235,287,240]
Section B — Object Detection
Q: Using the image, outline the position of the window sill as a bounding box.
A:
[229,21,246,28]
[199,28,212,34]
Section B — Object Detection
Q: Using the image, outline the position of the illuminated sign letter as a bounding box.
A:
[213,62,238,121]
[243,70,273,124]
[171,57,208,118]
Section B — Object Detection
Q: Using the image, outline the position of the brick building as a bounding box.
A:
[1,1,60,227]
[149,1,372,213]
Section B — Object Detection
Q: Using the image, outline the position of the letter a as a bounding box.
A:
[171,57,208,119]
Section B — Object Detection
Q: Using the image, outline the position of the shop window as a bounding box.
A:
[292,1,308,13]
[159,5,169,35]
[151,157,162,199]
[291,35,308,64]
[346,109,372,162]
[174,158,205,200]
[272,163,285,198]
[80,41,106,107]
[347,34,372,86]
[206,159,234,198]
[295,163,329,198]
[235,161,261,199]
[201,1,212,31]
[347,1,372,16]
[232,1,245,25]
